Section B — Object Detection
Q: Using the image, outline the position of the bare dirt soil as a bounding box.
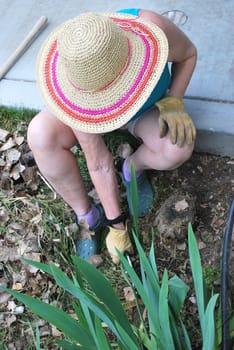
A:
[150,151,234,276]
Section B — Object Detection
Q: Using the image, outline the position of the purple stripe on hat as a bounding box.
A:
[51,32,151,116]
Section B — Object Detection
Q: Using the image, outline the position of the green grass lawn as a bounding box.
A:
[0,106,38,133]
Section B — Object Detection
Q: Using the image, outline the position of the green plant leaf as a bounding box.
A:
[119,249,155,310]
[72,301,91,334]
[229,315,234,338]
[148,228,159,281]
[80,304,98,345]
[130,161,139,236]
[133,235,160,297]
[35,322,41,350]
[119,250,167,349]
[169,311,188,350]
[168,274,189,318]
[3,288,96,349]
[203,294,219,350]
[56,340,87,349]
[133,326,153,350]
[188,224,205,335]
[132,235,162,340]
[49,263,139,350]
[159,270,175,350]
[22,258,54,275]
[94,315,112,350]
[23,257,103,346]
[72,256,136,342]
[180,321,192,350]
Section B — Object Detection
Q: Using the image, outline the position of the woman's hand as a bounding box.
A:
[106,226,134,264]
[155,96,196,147]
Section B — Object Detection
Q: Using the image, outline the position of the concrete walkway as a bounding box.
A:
[0,0,233,156]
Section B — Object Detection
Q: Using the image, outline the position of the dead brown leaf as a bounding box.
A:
[175,198,189,212]
[6,314,17,328]
[12,282,23,291]
[88,188,100,204]
[6,149,21,164]
[14,134,24,146]
[123,286,135,302]
[116,143,133,159]
[0,292,11,305]
[0,246,20,262]
[0,137,16,151]
[88,255,103,267]
[78,219,95,240]
[0,128,9,142]
[7,300,17,312]
[0,207,10,224]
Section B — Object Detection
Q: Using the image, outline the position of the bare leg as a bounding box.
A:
[27,109,90,215]
[127,107,194,172]
[28,109,124,229]
[72,129,124,229]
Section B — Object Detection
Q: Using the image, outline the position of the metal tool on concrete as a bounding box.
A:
[0,16,48,80]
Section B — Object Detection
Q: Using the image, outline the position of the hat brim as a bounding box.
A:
[37,13,168,133]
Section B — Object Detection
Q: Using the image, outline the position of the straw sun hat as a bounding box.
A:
[37,12,168,133]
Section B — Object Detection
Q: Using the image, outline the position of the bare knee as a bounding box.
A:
[27,109,76,153]
[165,142,194,170]
[27,111,52,152]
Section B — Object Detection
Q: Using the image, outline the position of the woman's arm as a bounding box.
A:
[140,9,197,98]
[72,130,123,224]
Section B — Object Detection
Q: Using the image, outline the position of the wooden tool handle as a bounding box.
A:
[0,16,48,80]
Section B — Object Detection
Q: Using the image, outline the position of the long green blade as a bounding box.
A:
[22,258,54,275]
[72,301,91,333]
[118,251,163,347]
[169,312,186,350]
[188,224,205,335]
[4,288,95,349]
[130,161,139,236]
[168,275,189,318]
[133,234,160,295]
[159,270,175,350]
[203,294,219,350]
[94,316,112,350]
[56,340,82,349]
[72,256,136,341]
[148,229,159,281]
[49,263,139,350]
[180,321,192,350]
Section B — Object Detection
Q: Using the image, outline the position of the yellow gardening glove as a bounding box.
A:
[106,226,134,264]
[155,96,196,147]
